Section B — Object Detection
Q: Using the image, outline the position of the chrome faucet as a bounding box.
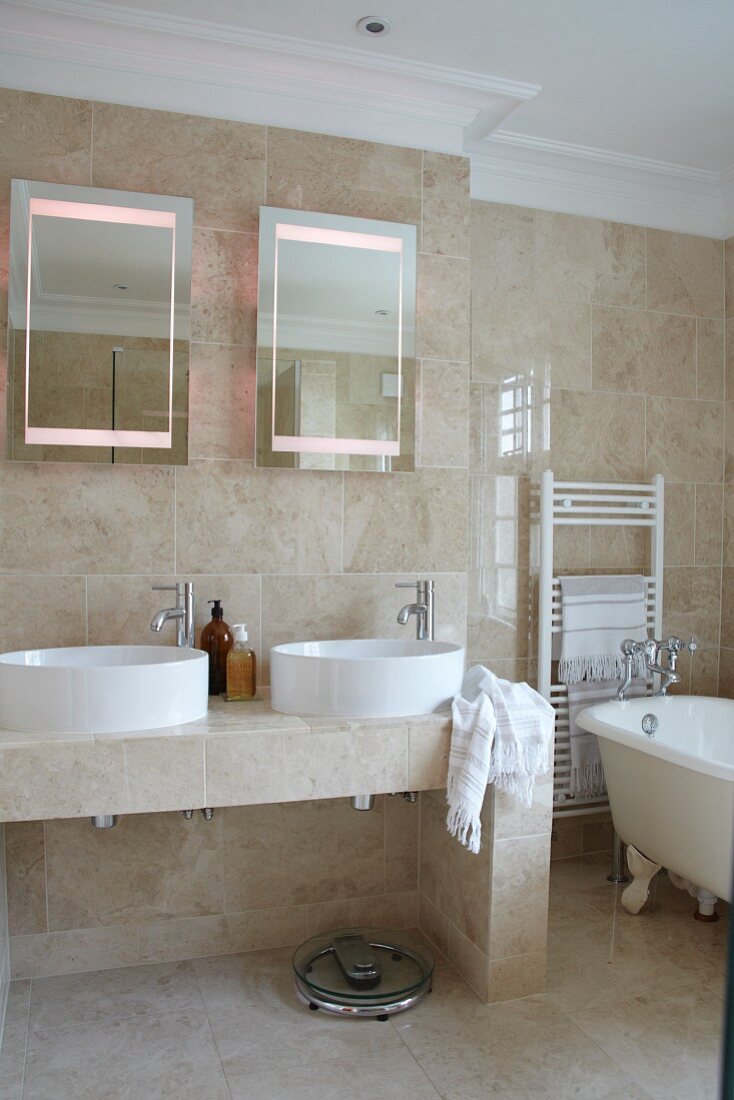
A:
[396,579,434,641]
[617,635,697,699]
[150,582,195,648]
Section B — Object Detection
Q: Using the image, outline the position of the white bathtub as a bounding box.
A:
[576,695,734,903]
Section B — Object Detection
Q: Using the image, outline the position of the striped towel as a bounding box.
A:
[567,678,646,797]
[447,666,554,854]
[558,575,648,685]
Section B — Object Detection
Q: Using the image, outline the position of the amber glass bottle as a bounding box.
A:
[200,599,233,695]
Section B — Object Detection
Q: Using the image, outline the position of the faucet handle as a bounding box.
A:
[395,581,418,589]
[152,582,185,598]
[666,635,698,655]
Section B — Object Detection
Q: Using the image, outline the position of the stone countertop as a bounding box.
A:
[0,695,452,822]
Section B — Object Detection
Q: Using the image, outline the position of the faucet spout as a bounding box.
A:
[150,607,183,633]
[150,582,195,647]
[397,602,426,626]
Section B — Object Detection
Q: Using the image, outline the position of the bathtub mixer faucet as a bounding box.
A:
[617,635,697,699]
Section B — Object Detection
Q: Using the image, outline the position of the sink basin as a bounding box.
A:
[0,645,208,734]
[270,638,465,718]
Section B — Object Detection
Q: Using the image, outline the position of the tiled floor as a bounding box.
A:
[0,852,727,1099]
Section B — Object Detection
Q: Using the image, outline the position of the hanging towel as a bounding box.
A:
[447,666,554,854]
[566,678,646,798]
[558,575,648,685]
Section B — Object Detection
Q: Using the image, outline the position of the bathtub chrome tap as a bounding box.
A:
[396,579,434,640]
[150,582,195,648]
[647,635,697,696]
[617,638,655,700]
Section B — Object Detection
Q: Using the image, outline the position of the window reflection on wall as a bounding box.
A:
[499,371,550,461]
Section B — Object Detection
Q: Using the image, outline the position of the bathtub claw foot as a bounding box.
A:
[694,889,719,922]
[621,845,662,915]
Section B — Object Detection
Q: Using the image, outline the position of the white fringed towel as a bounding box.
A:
[558,575,648,685]
[566,678,646,798]
[446,666,554,854]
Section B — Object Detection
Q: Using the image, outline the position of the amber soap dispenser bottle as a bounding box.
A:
[200,599,233,696]
[227,623,257,700]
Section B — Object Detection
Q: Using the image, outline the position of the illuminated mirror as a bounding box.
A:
[7,179,193,464]
[256,207,416,472]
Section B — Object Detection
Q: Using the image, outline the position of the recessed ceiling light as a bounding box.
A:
[112,283,128,290]
[356,16,391,37]
[374,308,390,315]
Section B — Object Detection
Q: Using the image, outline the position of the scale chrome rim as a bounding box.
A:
[294,973,431,1017]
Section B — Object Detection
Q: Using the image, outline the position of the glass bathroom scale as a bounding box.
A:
[292,928,434,1019]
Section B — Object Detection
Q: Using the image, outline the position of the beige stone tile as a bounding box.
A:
[418,892,452,958]
[725,485,734,565]
[697,318,725,400]
[646,396,724,483]
[281,725,409,801]
[228,1048,442,1100]
[419,360,470,467]
[489,834,550,959]
[719,646,734,697]
[694,483,723,565]
[582,819,615,853]
[305,890,417,936]
[721,567,734,648]
[385,792,419,891]
[419,790,490,951]
[261,571,467,682]
[646,229,724,318]
[409,723,451,790]
[663,566,722,648]
[493,773,552,841]
[663,482,695,566]
[727,237,734,319]
[592,307,695,398]
[467,566,531,661]
[0,89,92,191]
[535,211,645,307]
[448,923,489,1001]
[138,905,308,963]
[92,103,265,232]
[10,925,139,980]
[689,646,720,696]
[23,1006,229,1100]
[473,291,592,390]
[727,401,734,483]
[343,466,469,573]
[123,736,206,813]
[0,739,129,822]
[486,950,548,1003]
[422,152,470,257]
[222,799,386,912]
[417,254,470,362]
[727,319,734,402]
[188,343,255,460]
[45,812,224,931]
[176,461,342,574]
[471,201,534,295]
[5,821,46,936]
[589,525,650,570]
[0,575,86,651]
[204,730,289,806]
[191,229,257,345]
[551,818,584,860]
[266,128,422,225]
[0,462,174,574]
[0,980,30,1098]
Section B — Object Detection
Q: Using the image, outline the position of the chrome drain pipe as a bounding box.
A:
[351,794,375,811]
[90,815,117,829]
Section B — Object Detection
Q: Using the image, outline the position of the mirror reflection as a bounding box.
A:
[256,207,416,472]
[7,180,193,464]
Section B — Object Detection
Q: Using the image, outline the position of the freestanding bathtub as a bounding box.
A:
[576,695,734,912]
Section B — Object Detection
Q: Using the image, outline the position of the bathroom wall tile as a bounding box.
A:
[448,922,489,1001]
[92,104,265,232]
[188,343,255,461]
[592,307,695,398]
[694,483,723,566]
[418,893,452,959]
[489,834,551,959]
[384,793,419,891]
[205,730,289,806]
[261,572,467,681]
[0,740,129,822]
[472,291,591,390]
[493,773,553,841]
[176,461,343,574]
[535,212,645,307]
[0,575,86,650]
[690,647,720,696]
[266,128,422,226]
[191,229,258,345]
[305,890,417,936]
[588,525,650,570]
[697,319,725,401]
[419,789,490,951]
[417,255,471,362]
[4,822,47,936]
[0,979,30,1096]
[471,201,534,295]
[409,723,451,790]
[281,725,409,801]
[422,152,470,257]
[727,320,734,401]
[727,402,734,483]
[123,737,206,814]
[725,486,734,566]
[550,818,584,860]
[662,566,722,649]
[222,800,386,912]
[10,925,139,980]
[486,949,547,1003]
[645,396,724,483]
[719,647,734,697]
[646,229,724,318]
[45,812,224,930]
[467,567,531,661]
[721,568,734,648]
[419,360,470,467]
[0,89,91,192]
[138,905,308,963]
[343,467,469,573]
[663,483,695,567]
[0,463,174,574]
[726,238,734,318]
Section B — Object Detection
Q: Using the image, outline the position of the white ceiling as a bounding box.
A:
[2,0,733,235]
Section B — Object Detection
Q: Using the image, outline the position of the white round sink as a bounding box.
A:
[270,638,465,718]
[0,645,208,734]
